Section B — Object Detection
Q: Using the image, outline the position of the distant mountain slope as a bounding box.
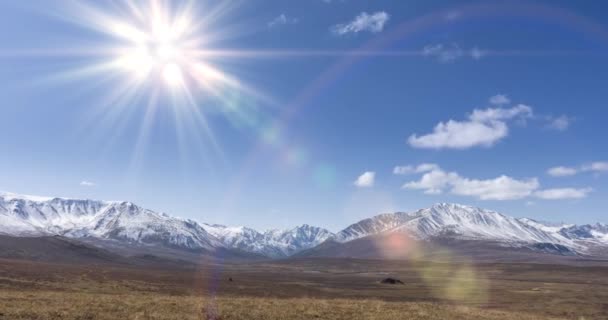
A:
[317,203,606,259]
[295,232,582,263]
[0,234,123,263]
[0,192,331,258]
[331,204,577,247]
[202,223,334,258]
[0,193,222,252]
[1,192,607,261]
[333,212,420,243]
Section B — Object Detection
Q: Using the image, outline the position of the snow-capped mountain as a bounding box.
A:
[325,203,608,256]
[333,203,574,246]
[517,218,574,233]
[333,211,421,243]
[0,192,222,251]
[558,223,608,244]
[0,192,331,257]
[515,218,608,254]
[2,192,607,259]
[265,224,334,256]
[202,223,333,258]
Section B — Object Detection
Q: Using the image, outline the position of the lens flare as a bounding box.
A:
[36,0,282,172]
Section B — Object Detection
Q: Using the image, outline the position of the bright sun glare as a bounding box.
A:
[113,12,189,86]
[66,0,258,98]
[46,0,280,168]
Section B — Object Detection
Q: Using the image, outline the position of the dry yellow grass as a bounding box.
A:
[0,290,567,320]
[1,258,607,319]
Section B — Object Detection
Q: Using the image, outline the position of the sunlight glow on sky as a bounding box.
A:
[0,0,607,231]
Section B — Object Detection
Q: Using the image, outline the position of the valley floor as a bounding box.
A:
[1,258,607,319]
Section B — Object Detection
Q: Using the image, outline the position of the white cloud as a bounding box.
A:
[408,103,532,150]
[80,181,96,187]
[451,175,539,200]
[268,13,298,28]
[547,115,573,131]
[403,167,537,200]
[547,166,578,177]
[582,161,608,173]
[393,165,414,175]
[422,44,463,63]
[408,119,508,149]
[534,188,592,200]
[393,163,439,175]
[415,163,440,173]
[331,11,389,35]
[489,94,510,105]
[402,164,591,201]
[354,171,375,187]
[547,161,608,177]
[468,104,532,122]
[403,169,460,195]
[422,43,486,63]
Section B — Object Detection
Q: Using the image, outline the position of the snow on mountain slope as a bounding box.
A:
[398,203,573,244]
[265,224,334,256]
[333,212,420,243]
[202,223,333,257]
[0,193,106,235]
[2,192,606,258]
[0,193,221,251]
[1,192,332,257]
[66,201,223,250]
[518,218,608,246]
[518,218,574,233]
[331,203,579,251]
[202,224,266,253]
[559,223,608,244]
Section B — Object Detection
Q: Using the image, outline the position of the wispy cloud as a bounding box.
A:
[403,166,538,200]
[489,94,510,106]
[331,11,389,35]
[268,13,298,28]
[80,181,96,187]
[403,164,592,201]
[547,166,578,177]
[548,161,608,177]
[422,43,486,63]
[583,162,608,172]
[546,115,574,131]
[354,171,375,187]
[393,163,439,175]
[408,97,532,150]
[534,188,592,200]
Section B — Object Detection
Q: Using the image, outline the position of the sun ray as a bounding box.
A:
[25,0,282,172]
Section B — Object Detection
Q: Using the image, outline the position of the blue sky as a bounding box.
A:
[0,0,607,231]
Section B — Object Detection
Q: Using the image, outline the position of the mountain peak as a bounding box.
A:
[2,192,607,258]
[430,202,481,211]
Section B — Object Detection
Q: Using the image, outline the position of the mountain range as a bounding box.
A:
[1,192,607,261]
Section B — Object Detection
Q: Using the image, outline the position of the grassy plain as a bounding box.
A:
[1,257,607,319]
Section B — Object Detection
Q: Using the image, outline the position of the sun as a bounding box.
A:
[112,11,190,87]
[49,0,280,109]
[43,0,280,168]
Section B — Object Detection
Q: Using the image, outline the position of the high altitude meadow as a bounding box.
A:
[1,0,608,319]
